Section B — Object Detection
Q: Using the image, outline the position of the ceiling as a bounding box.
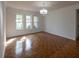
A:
[5,1,79,12]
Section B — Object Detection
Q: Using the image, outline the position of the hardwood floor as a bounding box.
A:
[4,32,79,58]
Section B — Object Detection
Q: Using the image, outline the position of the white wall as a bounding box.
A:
[6,3,79,40]
[6,7,45,38]
[45,4,79,40]
[0,2,6,58]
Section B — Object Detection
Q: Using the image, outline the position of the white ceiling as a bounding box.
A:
[5,1,79,12]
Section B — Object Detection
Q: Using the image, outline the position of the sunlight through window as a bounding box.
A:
[26,16,32,29]
[34,16,39,29]
[16,14,23,30]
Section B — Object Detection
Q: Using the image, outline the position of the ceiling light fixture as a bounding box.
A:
[40,2,48,16]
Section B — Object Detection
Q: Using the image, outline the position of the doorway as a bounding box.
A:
[76,9,79,40]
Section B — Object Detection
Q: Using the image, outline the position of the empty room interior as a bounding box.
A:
[1,1,79,58]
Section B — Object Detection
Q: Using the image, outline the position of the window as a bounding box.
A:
[34,16,39,28]
[16,14,39,30]
[16,15,23,30]
[26,16,32,29]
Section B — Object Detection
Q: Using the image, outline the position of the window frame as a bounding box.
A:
[33,16,39,29]
[16,14,24,30]
[25,15,32,29]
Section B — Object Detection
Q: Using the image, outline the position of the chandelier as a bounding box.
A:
[40,2,48,16]
[40,8,48,16]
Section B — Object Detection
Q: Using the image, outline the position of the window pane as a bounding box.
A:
[16,15,22,20]
[26,19,32,23]
[34,16,39,28]
[16,20,22,23]
[16,15,23,21]
[26,15,32,29]
[26,16,31,19]
[34,16,38,22]
[34,23,38,28]
[16,23,23,30]
[16,14,23,30]
[26,16,32,22]
[26,23,32,29]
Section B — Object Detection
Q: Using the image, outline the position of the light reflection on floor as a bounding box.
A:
[15,41,23,54]
[25,38,32,51]
[20,36,26,41]
[5,32,78,58]
[15,36,32,55]
[5,38,16,47]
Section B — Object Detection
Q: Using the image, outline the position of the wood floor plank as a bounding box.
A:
[4,32,79,58]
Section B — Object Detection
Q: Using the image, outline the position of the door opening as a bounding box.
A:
[76,9,79,40]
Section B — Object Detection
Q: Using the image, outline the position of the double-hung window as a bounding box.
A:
[16,14,39,30]
[26,16,32,29]
[34,16,39,28]
[16,14,23,30]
